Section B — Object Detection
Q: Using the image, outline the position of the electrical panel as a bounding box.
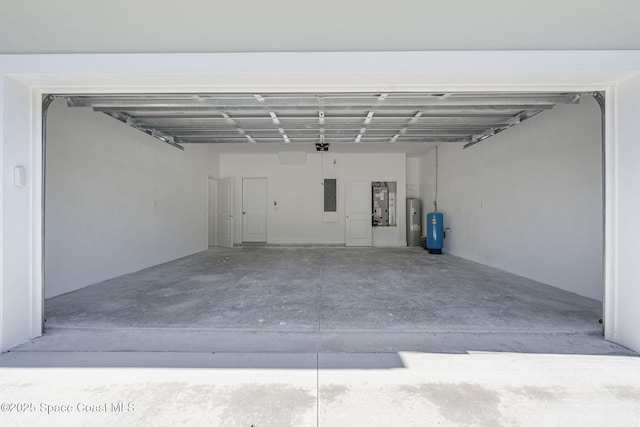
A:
[372,181,396,227]
[324,178,337,212]
[322,153,338,222]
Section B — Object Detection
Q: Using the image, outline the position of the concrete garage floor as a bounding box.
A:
[37,246,623,354]
[4,247,639,426]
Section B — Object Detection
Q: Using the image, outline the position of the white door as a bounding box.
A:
[346,181,372,246]
[217,177,234,248]
[208,178,217,246]
[242,178,267,242]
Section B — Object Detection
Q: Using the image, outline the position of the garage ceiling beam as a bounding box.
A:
[464,109,545,149]
[161,127,491,135]
[181,136,473,144]
[63,92,585,148]
[104,111,185,150]
[90,104,556,113]
[123,112,521,119]
[67,93,580,108]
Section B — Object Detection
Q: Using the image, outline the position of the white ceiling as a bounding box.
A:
[1,0,640,54]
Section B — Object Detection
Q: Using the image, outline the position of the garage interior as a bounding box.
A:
[33,91,627,355]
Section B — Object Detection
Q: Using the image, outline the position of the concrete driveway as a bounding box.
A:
[1,350,639,426]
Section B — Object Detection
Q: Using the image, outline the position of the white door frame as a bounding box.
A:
[345,181,373,247]
[217,177,234,248]
[242,177,267,243]
[207,177,218,247]
[1,51,639,351]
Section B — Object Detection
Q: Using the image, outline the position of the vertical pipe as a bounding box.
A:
[434,145,438,212]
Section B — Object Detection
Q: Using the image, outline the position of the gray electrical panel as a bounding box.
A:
[406,198,421,246]
[372,182,397,227]
[324,178,337,212]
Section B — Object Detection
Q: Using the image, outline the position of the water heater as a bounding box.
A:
[406,198,421,246]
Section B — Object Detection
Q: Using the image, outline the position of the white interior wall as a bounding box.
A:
[421,99,602,300]
[406,157,422,244]
[220,152,343,245]
[406,157,420,199]
[340,153,407,247]
[219,152,407,246]
[418,149,437,234]
[45,100,218,298]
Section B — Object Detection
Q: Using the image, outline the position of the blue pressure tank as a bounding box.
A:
[426,212,444,254]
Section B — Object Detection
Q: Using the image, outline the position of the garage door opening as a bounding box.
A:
[38,91,617,354]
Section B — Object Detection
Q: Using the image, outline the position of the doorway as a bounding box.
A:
[345,181,372,247]
[208,177,217,247]
[242,178,267,243]
[218,177,234,248]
